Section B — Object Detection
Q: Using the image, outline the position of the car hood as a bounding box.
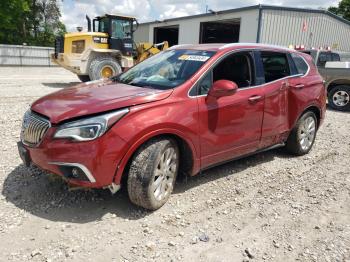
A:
[31,79,173,124]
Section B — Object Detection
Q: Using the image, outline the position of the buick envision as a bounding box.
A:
[18,44,326,210]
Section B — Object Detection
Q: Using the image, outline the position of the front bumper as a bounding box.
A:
[18,127,128,188]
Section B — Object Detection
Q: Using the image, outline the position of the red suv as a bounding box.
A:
[18,44,326,210]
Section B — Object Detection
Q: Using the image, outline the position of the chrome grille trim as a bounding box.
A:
[21,111,51,147]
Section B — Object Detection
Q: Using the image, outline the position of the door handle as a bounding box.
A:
[248,95,262,104]
[291,84,305,89]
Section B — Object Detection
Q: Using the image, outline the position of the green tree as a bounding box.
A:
[328,0,350,21]
[0,0,30,45]
[0,0,66,46]
[31,0,67,46]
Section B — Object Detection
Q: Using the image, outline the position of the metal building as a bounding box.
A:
[134,5,350,52]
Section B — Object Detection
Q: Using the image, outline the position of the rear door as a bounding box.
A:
[257,51,291,148]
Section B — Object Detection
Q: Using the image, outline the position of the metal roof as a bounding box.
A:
[140,4,350,27]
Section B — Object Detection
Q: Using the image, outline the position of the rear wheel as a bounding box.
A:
[88,56,122,81]
[328,85,350,111]
[77,75,90,82]
[127,138,179,210]
[286,111,317,156]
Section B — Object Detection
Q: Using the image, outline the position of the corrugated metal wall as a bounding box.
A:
[134,24,150,44]
[260,9,350,52]
[134,8,259,45]
[0,44,54,66]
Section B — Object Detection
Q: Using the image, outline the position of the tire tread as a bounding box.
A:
[286,111,317,156]
[127,138,177,210]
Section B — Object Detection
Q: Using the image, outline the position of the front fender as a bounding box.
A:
[113,127,200,185]
[111,97,200,184]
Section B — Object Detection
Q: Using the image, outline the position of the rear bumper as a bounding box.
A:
[19,128,129,188]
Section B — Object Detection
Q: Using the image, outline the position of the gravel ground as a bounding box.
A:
[0,67,349,262]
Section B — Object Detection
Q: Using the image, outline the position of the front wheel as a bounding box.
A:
[127,138,179,210]
[328,85,350,111]
[286,111,317,156]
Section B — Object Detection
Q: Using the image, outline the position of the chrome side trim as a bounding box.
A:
[48,162,96,183]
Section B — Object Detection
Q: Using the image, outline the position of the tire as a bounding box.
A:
[328,85,350,111]
[88,56,122,81]
[286,111,317,156]
[127,138,179,210]
[77,75,90,82]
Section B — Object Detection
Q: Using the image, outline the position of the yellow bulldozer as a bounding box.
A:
[52,14,168,82]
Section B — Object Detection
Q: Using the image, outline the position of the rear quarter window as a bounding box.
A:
[291,53,309,76]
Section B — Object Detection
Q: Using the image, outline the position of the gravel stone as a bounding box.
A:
[0,67,349,261]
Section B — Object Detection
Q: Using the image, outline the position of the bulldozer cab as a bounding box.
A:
[92,14,138,56]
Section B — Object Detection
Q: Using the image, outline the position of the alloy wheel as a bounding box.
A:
[299,116,316,151]
[153,147,178,201]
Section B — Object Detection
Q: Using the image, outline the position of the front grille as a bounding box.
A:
[54,36,64,59]
[21,111,51,147]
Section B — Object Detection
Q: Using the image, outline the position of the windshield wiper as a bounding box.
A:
[128,81,149,88]
[111,75,121,82]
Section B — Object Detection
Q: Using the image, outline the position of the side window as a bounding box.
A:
[261,52,291,83]
[331,53,340,61]
[291,53,309,76]
[198,71,212,96]
[192,52,255,96]
[212,52,254,88]
[317,52,333,67]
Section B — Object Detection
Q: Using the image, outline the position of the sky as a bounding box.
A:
[60,0,340,32]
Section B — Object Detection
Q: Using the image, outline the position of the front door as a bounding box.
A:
[196,51,265,169]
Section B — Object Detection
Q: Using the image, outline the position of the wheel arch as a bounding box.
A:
[114,130,198,186]
[80,48,123,74]
[296,104,322,129]
[326,79,350,92]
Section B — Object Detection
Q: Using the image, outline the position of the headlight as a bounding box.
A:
[54,108,129,141]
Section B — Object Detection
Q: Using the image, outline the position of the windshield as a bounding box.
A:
[116,49,216,90]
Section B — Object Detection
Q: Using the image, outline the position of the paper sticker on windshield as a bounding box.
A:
[178,55,210,62]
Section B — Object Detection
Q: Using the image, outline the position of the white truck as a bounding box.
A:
[302,50,350,111]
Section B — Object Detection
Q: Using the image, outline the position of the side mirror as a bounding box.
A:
[208,80,238,98]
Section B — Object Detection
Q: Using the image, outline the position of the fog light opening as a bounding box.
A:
[49,162,96,183]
